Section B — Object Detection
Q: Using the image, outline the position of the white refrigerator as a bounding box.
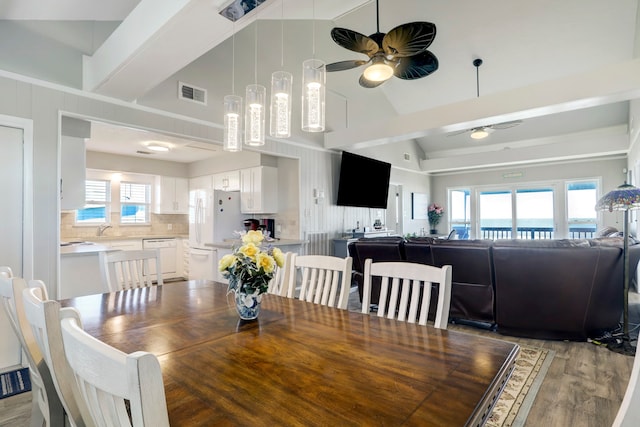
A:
[189,190,241,281]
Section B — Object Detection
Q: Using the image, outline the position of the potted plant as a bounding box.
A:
[428,203,444,234]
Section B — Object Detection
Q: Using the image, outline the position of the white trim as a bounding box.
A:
[0,114,34,282]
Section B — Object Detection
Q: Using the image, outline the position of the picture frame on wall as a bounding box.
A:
[411,192,428,220]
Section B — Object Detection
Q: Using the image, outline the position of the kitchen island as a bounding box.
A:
[59,243,117,299]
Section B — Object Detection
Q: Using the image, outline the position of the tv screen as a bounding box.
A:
[336,151,391,209]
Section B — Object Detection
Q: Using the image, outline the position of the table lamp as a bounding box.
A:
[595,182,640,356]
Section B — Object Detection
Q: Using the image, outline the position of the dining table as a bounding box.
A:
[60,280,519,426]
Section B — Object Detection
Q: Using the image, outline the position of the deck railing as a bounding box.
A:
[455,226,596,240]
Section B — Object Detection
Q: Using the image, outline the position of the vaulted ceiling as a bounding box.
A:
[2,0,639,172]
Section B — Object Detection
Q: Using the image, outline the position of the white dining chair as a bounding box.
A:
[0,269,65,427]
[362,259,452,329]
[99,249,163,292]
[286,255,353,309]
[22,282,95,427]
[60,311,170,427]
[267,251,294,297]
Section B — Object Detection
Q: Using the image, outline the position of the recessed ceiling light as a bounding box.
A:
[147,144,170,152]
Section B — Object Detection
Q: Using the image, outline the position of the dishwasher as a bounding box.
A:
[142,238,178,280]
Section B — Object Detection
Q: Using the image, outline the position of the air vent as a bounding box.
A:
[404,153,411,161]
[178,82,207,105]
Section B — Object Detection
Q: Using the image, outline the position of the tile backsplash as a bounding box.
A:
[60,212,189,240]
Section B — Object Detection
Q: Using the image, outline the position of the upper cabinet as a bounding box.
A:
[240,166,278,214]
[213,170,240,192]
[154,176,189,214]
[60,117,91,211]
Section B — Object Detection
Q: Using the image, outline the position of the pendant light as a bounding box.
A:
[245,20,266,146]
[270,0,292,138]
[302,0,325,132]
[223,22,242,152]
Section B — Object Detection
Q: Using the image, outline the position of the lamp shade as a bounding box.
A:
[245,84,266,146]
[301,58,325,132]
[223,95,243,152]
[270,71,293,138]
[595,183,640,212]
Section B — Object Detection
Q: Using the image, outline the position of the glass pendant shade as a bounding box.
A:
[301,59,325,132]
[270,71,293,138]
[245,84,266,146]
[223,95,243,152]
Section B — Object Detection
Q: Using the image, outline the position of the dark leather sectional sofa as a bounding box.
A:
[348,236,640,340]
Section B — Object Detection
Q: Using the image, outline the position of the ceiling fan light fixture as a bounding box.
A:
[363,58,394,82]
[147,143,170,152]
[470,128,489,140]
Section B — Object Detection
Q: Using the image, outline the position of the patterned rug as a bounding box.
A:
[486,346,554,427]
[0,368,31,400]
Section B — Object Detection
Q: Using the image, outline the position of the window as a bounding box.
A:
[479,190,513,239]
[515,188,554,239]
[478,187,556,239]
[450,189,471,239]
[76,180,110,224]
[567,180,597,238]
[120,182,151,224]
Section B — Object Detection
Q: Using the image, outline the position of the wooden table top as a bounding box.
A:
[60,281,519,427]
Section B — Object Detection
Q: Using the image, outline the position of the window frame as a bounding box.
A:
[75,179,111,225]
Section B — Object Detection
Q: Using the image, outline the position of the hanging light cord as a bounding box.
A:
[231,22,236,95]
[312,0,316,57]
[376,0,380,33]
[280,0,284,68]
[254,20,258,84]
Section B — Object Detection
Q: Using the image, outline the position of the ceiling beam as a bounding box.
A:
[324,58,640,151]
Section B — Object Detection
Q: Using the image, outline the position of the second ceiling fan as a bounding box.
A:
[326,0,439,88]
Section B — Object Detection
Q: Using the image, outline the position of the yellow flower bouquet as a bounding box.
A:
[218,230,285,319]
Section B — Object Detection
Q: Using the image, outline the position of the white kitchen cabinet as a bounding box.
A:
[154,176,189,214]
[60,135,86,210]
[240,166,278,213]
[213,170,240,191]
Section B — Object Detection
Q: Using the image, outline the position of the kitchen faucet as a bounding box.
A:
[97,224,112,236]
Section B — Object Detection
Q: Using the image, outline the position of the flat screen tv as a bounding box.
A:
[336,151,391,209]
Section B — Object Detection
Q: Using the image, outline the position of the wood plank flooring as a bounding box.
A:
[2,290,637,427]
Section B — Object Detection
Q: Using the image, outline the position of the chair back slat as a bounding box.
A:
[60,313,170,427]
[100,249,162,292]
[268,252,294,297]
[22,283,95,427]
[286,255,353,310]
[0,269,65,426]
[363,260,452,329]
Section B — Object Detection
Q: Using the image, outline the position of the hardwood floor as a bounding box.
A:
[2,290,637,427]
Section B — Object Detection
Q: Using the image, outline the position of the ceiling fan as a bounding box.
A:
[450,58,522,139]
[326,0,438,88]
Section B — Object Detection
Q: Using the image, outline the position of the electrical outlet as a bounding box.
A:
[167,224,173,230]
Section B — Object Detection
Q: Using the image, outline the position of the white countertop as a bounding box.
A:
[59,243,117,256]
[205,239,307,249]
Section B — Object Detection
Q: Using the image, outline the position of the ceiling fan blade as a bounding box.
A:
[326,59,369,72]
[383,22,436,58]
[394,51,439,80]
[331,27,380,57]
[490,120,523,130]
[359,74,386,89]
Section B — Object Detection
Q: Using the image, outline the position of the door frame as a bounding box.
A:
[0,114,33,280]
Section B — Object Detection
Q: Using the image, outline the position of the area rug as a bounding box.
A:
[0,368,31,400]
[486,346,555,427]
